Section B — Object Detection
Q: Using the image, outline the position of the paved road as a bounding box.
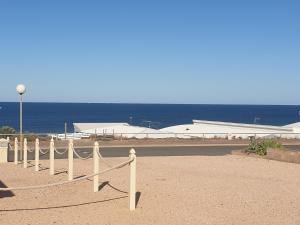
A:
[8,145,300,161]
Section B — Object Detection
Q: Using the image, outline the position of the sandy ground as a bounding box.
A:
[1,155,300,225]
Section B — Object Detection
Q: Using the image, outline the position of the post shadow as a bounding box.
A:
[98,181,109,191]
[98,181,128,194]
[135,192,141,208]
[0,180,15,198]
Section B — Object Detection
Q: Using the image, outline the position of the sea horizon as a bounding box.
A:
[1,102,300,134]
[1,101,300,106]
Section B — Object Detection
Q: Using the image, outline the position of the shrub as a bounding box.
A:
[0,126,16,139]
[0,126,16,134]
[246,138,282,156]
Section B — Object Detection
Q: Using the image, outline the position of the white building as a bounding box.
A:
[60,120,300,140]
[160,120,298,139]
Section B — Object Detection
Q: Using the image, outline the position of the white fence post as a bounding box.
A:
[68,139,74,181]
[129,148,136,211]
[0,138,8,163]
[14,137,18,164]
[23,138,28,168]
[93,141,100,192]
[35,138,39,171]
[6,136,10,162]
[50,138,55,175]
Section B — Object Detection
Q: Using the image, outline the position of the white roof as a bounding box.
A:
[192,120,292,131]
[73,123,129,132]
[283,122,300,128]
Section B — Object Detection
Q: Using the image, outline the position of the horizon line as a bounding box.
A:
[0,101,300,106]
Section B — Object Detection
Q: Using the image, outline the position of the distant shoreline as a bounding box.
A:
[1,101,300,106]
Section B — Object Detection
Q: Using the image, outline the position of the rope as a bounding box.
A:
[8,143,13,151]
[0,158,133,191]
[72,147,93,160]
[39,148,50,155]
[54,147,68,155]
[27,147,35,153]
[96,149,113,167]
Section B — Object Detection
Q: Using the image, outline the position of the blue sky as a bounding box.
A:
[0,0,299,104]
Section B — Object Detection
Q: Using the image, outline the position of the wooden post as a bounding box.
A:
[14,137,18,164]
[23,138,28,168]
[129,148,136,211]
[0,138,8,163]
[68,139,74,181]
[50,137,55,175]
[64,122,67,140]
[35,138,39,171]
[93,141,100,192]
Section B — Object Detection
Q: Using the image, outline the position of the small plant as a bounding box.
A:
[247,138,259,154]
[0,126,16,139]
[25,134,39,142]
[246,138,282,156]
[0,126,16,134]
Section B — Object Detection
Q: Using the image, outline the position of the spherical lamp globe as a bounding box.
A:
[16,84,26,95]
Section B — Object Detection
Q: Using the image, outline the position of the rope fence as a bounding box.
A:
[72,147,93,160]
[96,148,113,168]
[0,158,133,191]
[54,147,68,155]
[0,137,137,211]
[39,148,50,155]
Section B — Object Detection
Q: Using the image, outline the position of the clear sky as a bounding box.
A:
[0,0,299,104]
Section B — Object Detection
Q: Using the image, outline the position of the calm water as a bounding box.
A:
[0,102,300,133]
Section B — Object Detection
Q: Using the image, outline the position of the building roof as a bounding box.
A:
[73,123,129,132]
[192,120,292,132]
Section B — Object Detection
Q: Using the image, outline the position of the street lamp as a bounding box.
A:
[16,84,26,160]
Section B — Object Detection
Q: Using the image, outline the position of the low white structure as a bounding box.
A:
[74,123,129,133]
[54,120,300,140]
[73,123,172,139]
[160,120,297,139]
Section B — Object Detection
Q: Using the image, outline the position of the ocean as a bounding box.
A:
[0,102,300,133]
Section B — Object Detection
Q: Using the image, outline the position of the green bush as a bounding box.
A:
[246,138,282,156]
[0,126,16,134]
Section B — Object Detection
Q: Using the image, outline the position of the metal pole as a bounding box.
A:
[20,94,23,161]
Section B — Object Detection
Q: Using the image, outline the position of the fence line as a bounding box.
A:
[3,132,300,138]
[39,148,50,155]
[0,158,133,191]
[54,147,68,155]
[96,148,113,167]
[0,137,137,211]
[72,147,93,160]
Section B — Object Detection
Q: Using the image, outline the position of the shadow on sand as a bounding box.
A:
[0,196,128,212]
[0,181,15,198]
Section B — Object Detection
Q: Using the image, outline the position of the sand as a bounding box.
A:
[1,155,300,225]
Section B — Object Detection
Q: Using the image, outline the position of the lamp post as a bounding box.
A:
[16,84,26,160]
